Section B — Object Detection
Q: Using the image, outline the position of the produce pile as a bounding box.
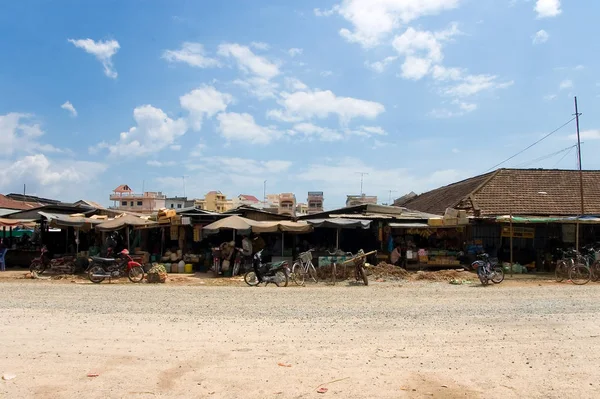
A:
[147,264,168,283]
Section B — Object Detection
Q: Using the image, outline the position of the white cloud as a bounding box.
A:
[400,56,432,80]
[162,42,221,68]
[314,7,338,17]
[187,157,292,175]
[357,126,387,136]
[61,101,77,117]
[568,130,600,140]
[365,56,398,73]
[0,113,64,155]
[179,85,233,130]
[392,24,460,80]
[431,65,464,81]
[217,43,280,79]
[288,48,303,57]
[532,29,550,44]
[441,74,514,97]
[94,105,187,157]
[250,41,270,50]
[170,145,182,151]
[544,94,557,101]
[232,77,279,100]
[320,70,333,77]
[535,0,561,18]
[271,89,385,124]
[284,77,308,91]
[429,100,477,118]
[216,112,280,144]
[332,0,461,47]
[147,160,176,167]
[266,109,304,123]
[0,154,106,196]
[289,123,344,141]
[297,157,468,200]
[68,38,120,78]
[559,79,573,90]
[190,143,207,157]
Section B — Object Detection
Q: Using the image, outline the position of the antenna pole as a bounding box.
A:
[574,96,584,251]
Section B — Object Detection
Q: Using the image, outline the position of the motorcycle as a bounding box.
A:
[472,253,504,286]
[244,250,289,287]
[87,249,145,284]
[30,246,75,275]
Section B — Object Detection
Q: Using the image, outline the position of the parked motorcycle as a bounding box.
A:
[472,253,504,286]
[87,249,144,284]
[244,250,289,287]
[29,246,75,275]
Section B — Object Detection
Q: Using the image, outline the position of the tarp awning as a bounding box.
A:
[389,223,430,228]
[304,218,371,229]
[95,214,158,231]
[0,218,37,228]
[39,211,103,230]
[204,216,313,233]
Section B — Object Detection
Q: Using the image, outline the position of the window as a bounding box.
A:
[137,201,143,206]
[177,204,182,208]
[121,201,127,206]
[130,201,134,207]
[170,204,174,208]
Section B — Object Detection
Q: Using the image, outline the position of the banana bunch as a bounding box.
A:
[406,229,433,238]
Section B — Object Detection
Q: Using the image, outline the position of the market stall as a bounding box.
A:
[304,218,371,267]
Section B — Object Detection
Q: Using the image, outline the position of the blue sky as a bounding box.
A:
[1,0,599,209]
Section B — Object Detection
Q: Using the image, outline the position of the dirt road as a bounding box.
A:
[1,279,599,398]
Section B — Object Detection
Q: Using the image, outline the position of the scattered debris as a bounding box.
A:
[86,372,99,378]
[449,278,472,285]
[277,363,292,367]
[317,387,328,394]
[2,373,16,381]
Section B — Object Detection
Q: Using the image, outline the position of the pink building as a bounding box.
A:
[109,184,166,214]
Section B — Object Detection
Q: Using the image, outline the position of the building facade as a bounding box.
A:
[165,196,195,210]
[232,194,261,209]
[278,193,296,216]
[195,191,233,213]
[109,184,166,214]
[346,194,378,207]
[307,191,324,214]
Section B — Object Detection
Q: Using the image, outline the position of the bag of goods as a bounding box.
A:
[147,264,168,283]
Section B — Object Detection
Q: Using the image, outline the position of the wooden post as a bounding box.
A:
[510,214,514,278]
[336,228,340,250]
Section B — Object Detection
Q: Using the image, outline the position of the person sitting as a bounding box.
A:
[390,246,401,266]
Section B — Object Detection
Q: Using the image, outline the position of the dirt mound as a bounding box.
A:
[412,269,475,282]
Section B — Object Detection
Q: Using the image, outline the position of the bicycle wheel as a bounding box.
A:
[244,271,260,286]
[555,260,568,283]
[308,263,318,283]
[274,270,288,287]
[491,267,505,284]
[569,264,591,285]
[292,262,305,286]
[359,266,368,286]
[591,262,600,282]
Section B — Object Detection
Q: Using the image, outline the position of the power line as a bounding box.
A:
[485,117,576,172]
[552,146,575,168]
[514,144,579,168]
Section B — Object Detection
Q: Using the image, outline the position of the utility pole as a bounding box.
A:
[356,172,369,196]
[263,180,267,206]
[574,96,584,251]
[182,175,189,197]
[387,190,397,206]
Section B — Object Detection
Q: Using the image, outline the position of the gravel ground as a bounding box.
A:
[1,279,600,399]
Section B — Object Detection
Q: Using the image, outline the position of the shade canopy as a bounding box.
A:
[252,220,313,233]
[304,218,371,229]
[0,218,37,228]
[95,214,157,231]
[39,211,103,230]
[203,216,313,234]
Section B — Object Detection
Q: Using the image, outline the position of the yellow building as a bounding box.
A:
[195,191,233,213]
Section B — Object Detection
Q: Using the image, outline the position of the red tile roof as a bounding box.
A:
[239,194,259,202]
[402,169,600,217]
[0,194,43,211]
[113,184,132,193]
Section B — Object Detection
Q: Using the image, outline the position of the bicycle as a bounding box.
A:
[555,248,591,285]
[291,249,318,286]
[327,250,353,285]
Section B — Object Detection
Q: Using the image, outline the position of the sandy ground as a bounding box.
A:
[1,275,600,399]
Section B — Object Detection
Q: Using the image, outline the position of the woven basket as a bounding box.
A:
[299,251,313,263]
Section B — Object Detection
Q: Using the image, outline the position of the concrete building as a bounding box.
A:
[109,184,166,214]
[278,193,296,216]
[346,194,378,207]
[296,203,308,215]
[266,194,280,207]
[165,196,195,210]
[195,191,233,213]
[232,194,261,209]
[307,191,324,214]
